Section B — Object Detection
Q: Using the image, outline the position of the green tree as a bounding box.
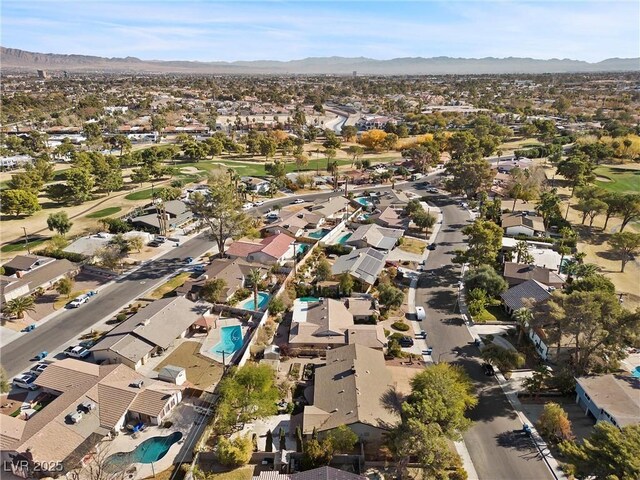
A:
[556,153,595,194]
[559,422,640,480]
[150,114,167,142]
[191,176,253,257]
[412,210,437,237]
[341,125,358,142]
[127,235,145,253]
[513,240,535,264]
[326,425,358,453]
[455,219,503,267]
[47,211,73,237]
[216,364,280,432]
[378,283,404,310]
[608,232,640,273]
[259,136,278,161]
[247,268,263,312]
[467,288,488,317]
[65,168,95,204]
[339,273,354,295]
[575,197,607,227]
[0,189,40,216]
[0,366,10,394]
[617,194,640,232]
[130,167,151,187]
[201,278,227,304]
[316,257,332,282]
[480,344,525,373]
[536,402,573,443]
[216,435,253,467]
[601,192,625,230]
[513,307,534,345]
[301,438,334,470]
[2,296,36,320]
[55,276,74,298]
[444,155,493,198]
[463,265,508,298]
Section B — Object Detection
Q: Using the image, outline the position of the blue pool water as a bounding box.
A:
[296,243,309,254]
[632,366,640,378]
[308,229,329,239]
[240,291,270,310]
[107,432,182,466]
[211,325,244,356]
[337,233,352,244]
[354,197,373,207]
[299,297,320,302]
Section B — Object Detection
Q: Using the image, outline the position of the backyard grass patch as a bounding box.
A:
[1,238,49,253]
[473,305,512,323]
[206,466,253,480]
[149,272,191,299]
[594,166,640,194]
[54,289,90,310]
[154,341,223,389]
[125,188,156,200]
[397,236,426,255]
[86,206,122,218]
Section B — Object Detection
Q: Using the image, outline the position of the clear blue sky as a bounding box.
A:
[2,1,639,62]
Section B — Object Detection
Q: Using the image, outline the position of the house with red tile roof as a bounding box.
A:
[226,233,296,265]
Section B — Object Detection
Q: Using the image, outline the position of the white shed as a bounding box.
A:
[158,365,187,385]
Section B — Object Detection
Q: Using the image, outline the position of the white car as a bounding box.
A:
[64,346,91,359]
[13,373,39,390]
[265,212,279,220]
[68,295,89,308]
[415,306,426,321]
[254,200,265,206]
[30,363,50,376]
[242,203,254,210]
[293,198,305,204]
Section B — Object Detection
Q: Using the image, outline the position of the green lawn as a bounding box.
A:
[1,238,49,253]
[125,188,156,200]
[594,166,640,194]
[473,305,512,323]
[85,206,122,218]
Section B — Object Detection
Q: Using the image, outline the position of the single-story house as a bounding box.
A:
[129,200,193,233]
[501,212,546,237]
[302,344,399,442]
[575,374,639,428]
[502,237,564,271]
[345,297,378,322]
[331,247,388,286]
[528,326,573,362]
[0,155,32,170]
[500,279,552,315]
[1,256,79,304]
[503,262,565,289]
[346,224,403,251]
[243,176,271,194]
[0,359,182,474]
[372,207,410,229]
[63,231,153,259]
[177,258,268,301]
[226,233,296,265]
[288,298,385,350]
[91,297,208,370]
[375,190,411,209]
[309,196,350,220]
[263,210,324,237]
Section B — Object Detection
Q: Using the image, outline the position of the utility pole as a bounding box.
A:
[22,227,31,254]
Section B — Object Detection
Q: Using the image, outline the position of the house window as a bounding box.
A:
[584,392,591,402]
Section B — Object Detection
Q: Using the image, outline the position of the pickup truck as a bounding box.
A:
[64,346,91,359]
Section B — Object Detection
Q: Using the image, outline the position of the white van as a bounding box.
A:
[415,306,426,321]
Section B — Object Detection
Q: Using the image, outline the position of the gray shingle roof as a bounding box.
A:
[500,279,551,311]
[331,248,387,285]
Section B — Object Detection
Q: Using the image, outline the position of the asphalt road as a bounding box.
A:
[0,233,215,378]
[409,185,553,480]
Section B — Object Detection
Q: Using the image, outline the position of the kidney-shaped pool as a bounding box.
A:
[107,431,183,467]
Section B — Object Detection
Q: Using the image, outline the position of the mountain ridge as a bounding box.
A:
[2,47,638,74]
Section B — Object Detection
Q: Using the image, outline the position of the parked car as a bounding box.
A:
[68,295,89,308]
[265,211,279,220]
[34,351,48,361]
[64,346,91,359]
[155,236,167,243]
[482,363,495,376]
[79,339,97,349]
[415,306,426,321]
[184,257,194,264]
[415,330,427,339]
[13,373,39,390]
[22,324,37,333]
[293,198,305,204]
[242,203,254,210]
[427,243,436,251]
[148,241,161,247]
[254,200,265,206]
[194,264,207,273]
[30,363,50,376]
[399,336,414,347]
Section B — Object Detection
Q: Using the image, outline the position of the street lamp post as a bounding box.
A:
[22,227,31,254]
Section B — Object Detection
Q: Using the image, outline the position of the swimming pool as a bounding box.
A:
[211,325,244,356]
[354,197,373,208]
[632,366,640,378]
[337,233,352,244]
[307,229,329,239]
[107,432,182,467]
[298,297,320,302]
[240,291,270,310]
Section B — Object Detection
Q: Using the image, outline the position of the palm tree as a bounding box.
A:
[247,269,263,311]
[513,307,533,345]
[2,296,36,320]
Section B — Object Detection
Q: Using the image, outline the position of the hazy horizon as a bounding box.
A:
[2,1,639,63]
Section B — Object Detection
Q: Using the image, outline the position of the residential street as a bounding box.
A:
[410,187,554,480]
[0,233,215,378]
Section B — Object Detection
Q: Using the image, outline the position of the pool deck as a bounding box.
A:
[99,400,204,480]
[200,317,247,364]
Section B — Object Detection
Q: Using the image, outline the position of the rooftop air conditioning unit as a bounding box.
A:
[130,380,144,389]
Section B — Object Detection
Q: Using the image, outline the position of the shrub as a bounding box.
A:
[36,248,86,263]
[269,297,285,315]
[116,313,128,322]
[217,435,252,467]
[391,321,410,332]
[324,244,350,256]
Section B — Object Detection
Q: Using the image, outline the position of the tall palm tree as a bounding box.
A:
[2,296,36,320]
[513,308,533,345]
[247,269,263,311]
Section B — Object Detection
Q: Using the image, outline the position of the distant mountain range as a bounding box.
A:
[2,47,639,75]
